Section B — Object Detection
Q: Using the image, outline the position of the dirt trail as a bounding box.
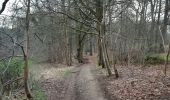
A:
[74,64,107,100]
[38,63,107,100]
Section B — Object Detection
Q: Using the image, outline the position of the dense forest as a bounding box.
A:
[0,0,170,100]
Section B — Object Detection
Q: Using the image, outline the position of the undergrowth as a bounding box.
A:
[31,80,46,100]
[145,53,170,64]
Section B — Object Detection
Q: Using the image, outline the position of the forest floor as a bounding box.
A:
[32,55,170,100]
[97,64,170,100]
[32,61,107,100]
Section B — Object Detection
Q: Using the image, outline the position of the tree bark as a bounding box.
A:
[77,34,86,63]
[24,0,32,99]
[164,44,170,76]
[96,0,105,68]
[89,35,93,56]
[0,0,9,99]
[61,0,71,66]
[95,0,113,76]
[162,0,169,43]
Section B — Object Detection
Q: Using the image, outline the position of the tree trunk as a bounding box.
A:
[113,59,119,78]
[24,0,32,99]
[77,48,83,63]
[62,0,71,66]
[77,47,84,63]
[101,38,112,76]
[96,0,105,68]
[68,36,72,65]
[108,0,118,77]
[98,38,105,68]
[157,0,162,25]
[77,34,85,63]
[164,43,170,76]
[23,54,32,99]
[162,0,169,44]
[89,36,93,56]
[95,0,113,76]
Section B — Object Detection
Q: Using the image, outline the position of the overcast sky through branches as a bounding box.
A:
[0,0,16,15]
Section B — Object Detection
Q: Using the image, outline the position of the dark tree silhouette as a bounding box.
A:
[0,0,9,14]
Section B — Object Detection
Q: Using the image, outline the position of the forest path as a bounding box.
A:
[75,64,106,100]
[36,62,107,100]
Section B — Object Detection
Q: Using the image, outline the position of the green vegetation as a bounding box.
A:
[0,57,46,99]
[63,69,72,77]
[31,81,46,100]
[145,53,170,64]
[0,58,23,82]
[0,57,34,76]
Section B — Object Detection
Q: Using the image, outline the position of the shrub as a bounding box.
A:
[0,58,23,84]
[145,54,170,64]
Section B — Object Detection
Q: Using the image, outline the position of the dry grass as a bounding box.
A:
[31,63,74,81]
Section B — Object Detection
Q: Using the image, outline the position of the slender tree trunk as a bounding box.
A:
[24,0,32,99]
[89,35,93,56]
[162,0,169,43]
[164,44,170,76]
[113,59,119,78]
[0,85,2,100]
[23,54,32,99]
[156,0,162,52]
[69,36,72,65]
[108,0,118,77]
[101,38,112,76]
[64,23,71,65]
[157,0,162,25]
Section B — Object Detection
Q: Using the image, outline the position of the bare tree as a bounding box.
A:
[24,0,32,98]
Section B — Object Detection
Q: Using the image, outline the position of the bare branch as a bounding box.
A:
[0,0,10,14]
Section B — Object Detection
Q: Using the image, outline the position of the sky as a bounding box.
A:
[0,0,16,15]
